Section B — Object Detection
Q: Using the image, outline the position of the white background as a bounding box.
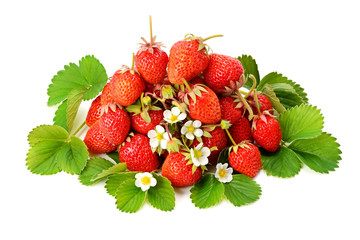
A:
[1,0,359,239]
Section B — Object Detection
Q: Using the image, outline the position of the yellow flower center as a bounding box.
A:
[188,126,195,133]
[170,115,178,122]
[156,133,164,141]
[194,149,202,159]
[218,169,227,178]
[141,176,151,185]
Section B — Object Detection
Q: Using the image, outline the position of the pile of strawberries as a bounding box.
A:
[83,18,282,187]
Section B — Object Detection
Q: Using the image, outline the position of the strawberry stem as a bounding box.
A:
[225,128,237,146]
[140,92,145,111]
[72,120,86,136]
[236,90,254,120]
[149,15,153,45]
[202,34,223,42]
[131,53,135,70]
[182,78,193,92]
[164,123,172,140]
[253,90,262,115]
[244,74,257,98]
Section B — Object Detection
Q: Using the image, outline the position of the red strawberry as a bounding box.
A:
[86,96,102,127]
[229,117,253,144]
[99,107,130,146]
[252,115,281,152]
[191,127,228,165]
[247,94,273,115]
[83,121,117,154]
[187,86,221,124]
[190,76,206,85]
[219,96,244,124]
[100,82,113,106]
[168,35,213,85]
[118,134,159,172]
[161,151,202,187]
[203,53,244,94]
[135,47,168,84]
[130,110,163,135]
[110,68,145,107]
[229,143,261,178]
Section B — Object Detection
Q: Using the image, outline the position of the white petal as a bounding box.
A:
[143,172,152,178]
[223,163,228,169]
[192,158,200,167]
[135,179,142,188]
[198,156,208,166]
[160,139,168,149]
[171,107,180,116]
[178,112,187,120]
[224,174,233,183]
[190,149,195,158]
[184,121,193,127]
[194,129,203,137]
[150,138,159,148]
[181,126,188,134]
[216,163,222,171]
[227,167,233,175]
[155,125,165,133]
[150,177,157,187]
[201,147,211,157]
[135,173,143,180]
[163,110,172,119]
[185,132,194,140]
[193,120,202,128]
[215,172,220,179]
[141,184,150,191]
[163,132,171,140]
[147,130,157,138]
[195,142,203,150]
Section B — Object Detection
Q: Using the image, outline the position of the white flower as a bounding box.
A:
[135,172,157,191]
[215,163,233,183]
[190,142,210,167]
[147,125,171,149]
[181,120,203,140]
[163,107,187,124]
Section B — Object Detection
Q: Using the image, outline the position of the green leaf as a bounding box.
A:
[238,55,260,90]
[261,146,302,178]
[66,87,87,132]
[289,133,341,173]
[92,162,127,181]
[115,179,146,213]
[53,101,69,131]
[269,83,304,109]
[147,173,175,211]
[258,72,308,106]
[47,55,108,106]
[260,83,286,114]
[217,147,230,164]
[27,125,69,147]
[56,136,88,175]
[107,151,120,164]
[223,174,261,207]
[78,158,115,186]
[190,174,224,209]
[26,141,64,175]
[279,104,324,143]
[105,172,138,197]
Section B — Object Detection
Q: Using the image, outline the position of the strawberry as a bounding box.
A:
[99,107,131,146]
[100,82,113,106]
[203,53,244,94]
[161,151,202,187]
[190,76,206,85]
[247,94,273,115]
[130,110,163,135]
[228,143,261,178]
[252,115,281,152]
[168,34,221,85]
[110,67,145,107]
[185,85,221,124]
[118,134,159,172]
[219,96,244,124]
[191,127,228,165]
[83,121,117,154]
[86,96,102,127]
[228,117,253,144]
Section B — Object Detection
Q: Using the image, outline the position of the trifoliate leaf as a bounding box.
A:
[26,141,64,175]
[238,55,260,90]
[261,146,302,178]
[268,83,304,109]
[47,55,108,106]
[279,104,324,143]
[223,174,261,207]
[56,136,88,175]
[66,87,87,132]
[92,162,127,181]
[190,174,224,209]
[78,158,114,186]
[105,172,138,197]
[27,125,69,147]
[107,151,120,164]
[260,83,286,114]
[147,173,175,211]
[53,101,69,131]
[115,179,146,213]
[289,133,341,173]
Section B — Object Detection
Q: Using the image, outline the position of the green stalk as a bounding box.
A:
[182,78,193,92]
[244,74,257,98]
[72,120,86,136]
[236,90,254,120]
[202,34,223,42]
[225,129,237,146]
[254,90,261,114]
[149,15,153,45]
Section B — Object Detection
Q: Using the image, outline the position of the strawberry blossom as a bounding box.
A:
[181,120,203,140]
[163,106,186,124]
[135,172,157,191]
[190,142,210,167]
[215,163,233,183]
[147,125,171,149]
